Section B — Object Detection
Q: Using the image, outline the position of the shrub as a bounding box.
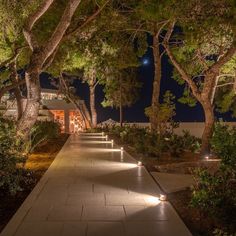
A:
[0,117,26,195]
[211,123,236,172]
[28,121,61,152]
[163,131,201,157]
[191,123,236,233]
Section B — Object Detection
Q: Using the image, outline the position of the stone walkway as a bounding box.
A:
[151,172,195,194]
[1,133,192,236]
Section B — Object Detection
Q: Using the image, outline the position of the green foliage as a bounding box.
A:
[191,168,236,229]
[0,118,60,195]
[145,91,176,134]
[191,123,236,232]
[28,121,61,152]
[0,117,25,195]
[102,68,142,109]
[211,123,236,171]
[178,88,197,107]
[104,125,200,157]
[164,130,201,157]
[215,89,236,117]
[213,228,236,236]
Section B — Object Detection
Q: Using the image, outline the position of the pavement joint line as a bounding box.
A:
[1,133,192,236]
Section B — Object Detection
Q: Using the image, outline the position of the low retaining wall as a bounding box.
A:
[99,122,236,138]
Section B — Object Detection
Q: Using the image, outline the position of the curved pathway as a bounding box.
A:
[1,133,192,236]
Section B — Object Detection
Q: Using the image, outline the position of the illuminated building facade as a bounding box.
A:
[0,89,91,132]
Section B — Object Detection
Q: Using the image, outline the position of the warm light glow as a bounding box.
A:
[102,132,105,136]
[145,196,161,205]
[120,152,124,162]
[160,194,167,201]
[111,139,114,144]
[120,147,124,151]
[137,161,142,166]
[205,155,209,160]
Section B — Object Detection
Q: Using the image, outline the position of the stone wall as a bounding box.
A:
[106,122,236,138]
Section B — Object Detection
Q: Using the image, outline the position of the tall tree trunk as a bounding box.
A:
[9,61,23,120]
[89,85,97,128]
[151,33,162,132]
[13,87,23,120]
[201,101,215,155]
[17,63,41,138]
[119,78,123,127]
[17,0,82,138]
[119,105,123,127]
[120,99,123,127]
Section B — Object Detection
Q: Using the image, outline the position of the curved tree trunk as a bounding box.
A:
[120,86,123,127]
[89,85,97,128]
[0,80,25,101]
[151,34,161,132]
[17,0,82,138]
[9,61,24,120]
[17,63,41,138]
[13,87,23,120]
[201,101,215,155]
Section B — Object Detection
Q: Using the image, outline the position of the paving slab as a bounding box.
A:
[151,172,195,193]
[1,133,192,236]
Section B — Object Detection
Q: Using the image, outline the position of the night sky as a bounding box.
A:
[41,36,235,124]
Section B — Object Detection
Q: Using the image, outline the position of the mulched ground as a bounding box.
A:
[0,134,69,233]
[168,189,217,236]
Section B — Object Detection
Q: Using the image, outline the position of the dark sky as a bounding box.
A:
[41,36,235,123]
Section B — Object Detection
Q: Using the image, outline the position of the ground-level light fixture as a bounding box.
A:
[120,147,124,151]
[137,161,143,166]
[111,139,114,144]
[146,196,160,205]
[205,155,209,160]
[159,194,167,201]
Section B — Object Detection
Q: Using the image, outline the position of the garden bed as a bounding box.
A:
[169,189,220,236]
[107,132,234,236]
[0,133,69,233]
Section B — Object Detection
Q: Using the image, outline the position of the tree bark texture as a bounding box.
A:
[119,77,123,127]
[7,61,24,120]
[163,21,236,155]
[201,102,215,155]
[18,0,82,137]
[151,33,161,131]
[17,62,41,137]
[89,85,97,128]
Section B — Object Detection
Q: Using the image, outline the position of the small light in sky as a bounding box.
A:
[142,58,149,65]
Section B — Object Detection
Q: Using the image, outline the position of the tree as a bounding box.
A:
[134,1,171,132]
[16,0,82,138]
[102,68,141,126]
[162,0,236,154]
[0,0,30,118]
[214,56,236,116]
[10,0,110,138]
